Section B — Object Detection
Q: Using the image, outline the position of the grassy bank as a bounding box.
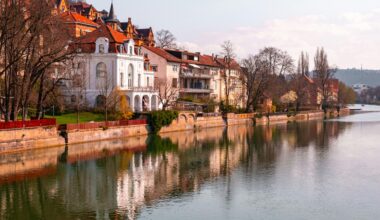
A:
[46,112,105,124]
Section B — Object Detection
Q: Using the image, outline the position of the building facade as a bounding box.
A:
[142,47,245,109]
[66,22,158,112]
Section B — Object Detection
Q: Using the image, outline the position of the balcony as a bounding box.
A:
[180,88,213,94]
[180,71,213,79]
[125,87,158,93]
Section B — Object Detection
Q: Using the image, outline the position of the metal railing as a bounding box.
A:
[0,119,57,130]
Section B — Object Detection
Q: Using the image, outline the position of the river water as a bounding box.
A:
[1,106,380,220]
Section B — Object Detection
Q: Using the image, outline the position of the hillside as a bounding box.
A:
[334,69,380,87]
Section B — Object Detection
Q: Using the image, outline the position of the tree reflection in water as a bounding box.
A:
[0,121,352,220]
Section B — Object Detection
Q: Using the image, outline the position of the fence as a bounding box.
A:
[0,119,57,130]
[64,119,148,131]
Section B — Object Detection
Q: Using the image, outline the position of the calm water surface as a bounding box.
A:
[1,107,380,220]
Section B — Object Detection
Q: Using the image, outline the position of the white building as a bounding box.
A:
[67,24,159,112]
[352,83,369,95]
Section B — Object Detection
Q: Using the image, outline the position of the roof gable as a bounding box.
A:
[77,24,128,44]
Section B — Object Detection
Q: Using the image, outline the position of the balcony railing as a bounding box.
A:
[180,88,213,93]
[126,87,158,93]
[180,71,213,79]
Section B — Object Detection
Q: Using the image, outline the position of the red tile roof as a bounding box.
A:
[200,55,219,67]
[143,47,220,67]
[303,75,315,84]
[61,11,98,27]
[216,57,241,70]
[143,46,182,63]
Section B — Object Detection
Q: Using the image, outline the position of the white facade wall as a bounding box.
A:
[67,39,159,112]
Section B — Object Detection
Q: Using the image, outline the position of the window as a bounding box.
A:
[119,45,124,53]
[138,74,141,87]
[147,77,150,87]
[96,95,106,108]
[71,95,77,103]
[172,78,178,88]
[128,64,134,87]
[73,74,82,87]
[152,65,158,72]
[99,44,105,53]
[78,62,85,70]
[172,65,178,72]
[120,72,125,87]
[96,62,107,78]
[129,46,133,55]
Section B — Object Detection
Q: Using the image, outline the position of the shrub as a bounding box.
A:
[219,101,235,114]
[149,110,179,133]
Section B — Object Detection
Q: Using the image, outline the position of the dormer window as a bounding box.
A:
[99,44,105,53]
[96,38,109,54]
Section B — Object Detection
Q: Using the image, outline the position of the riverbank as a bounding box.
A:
[0,108,350,154]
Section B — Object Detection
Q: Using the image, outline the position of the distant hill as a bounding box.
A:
[334,69,380,87]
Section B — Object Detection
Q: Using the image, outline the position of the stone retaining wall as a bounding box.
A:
[0,108,351,151]
[0,127,65,154]
[66,124,150,145]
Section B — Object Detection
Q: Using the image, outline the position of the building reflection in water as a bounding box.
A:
[0,121,352,220]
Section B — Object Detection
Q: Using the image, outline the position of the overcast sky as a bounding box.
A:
[91,0,380,69]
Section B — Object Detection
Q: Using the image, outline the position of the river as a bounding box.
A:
[1,106,380,219]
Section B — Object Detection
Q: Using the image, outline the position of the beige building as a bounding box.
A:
[142,46,246,110]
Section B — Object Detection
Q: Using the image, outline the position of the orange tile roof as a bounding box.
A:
[107,26,129,43]
[61,11,98,27]
[77,25,129,44]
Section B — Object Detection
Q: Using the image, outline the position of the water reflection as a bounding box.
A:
[0,121,353,220]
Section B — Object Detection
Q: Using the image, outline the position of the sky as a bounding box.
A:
[90,0,380,69]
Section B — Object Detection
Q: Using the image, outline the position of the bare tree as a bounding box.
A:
[0,0,75,121]
[313,47,337,109]
[297,51,309,76]
[66,60,88,123]
[220,40,236,106]
[97,71,118,122]
[290,51,311,110]
[259,47,294,76]
[155,78,179,110]
[156,29,177,49]
[241,54,271,112]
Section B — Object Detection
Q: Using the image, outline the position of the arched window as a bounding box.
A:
[78,62,85,70]
[96,62,107,78]
[99,44,105,53]
[120,72,125,87]
[128,64,134,87]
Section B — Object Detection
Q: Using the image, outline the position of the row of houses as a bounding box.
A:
[55,0,245,112]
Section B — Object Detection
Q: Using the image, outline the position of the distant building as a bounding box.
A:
[352,83,369,94]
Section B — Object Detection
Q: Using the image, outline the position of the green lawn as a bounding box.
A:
[46,112,105,125]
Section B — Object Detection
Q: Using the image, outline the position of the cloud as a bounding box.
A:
[178,9,380,69]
